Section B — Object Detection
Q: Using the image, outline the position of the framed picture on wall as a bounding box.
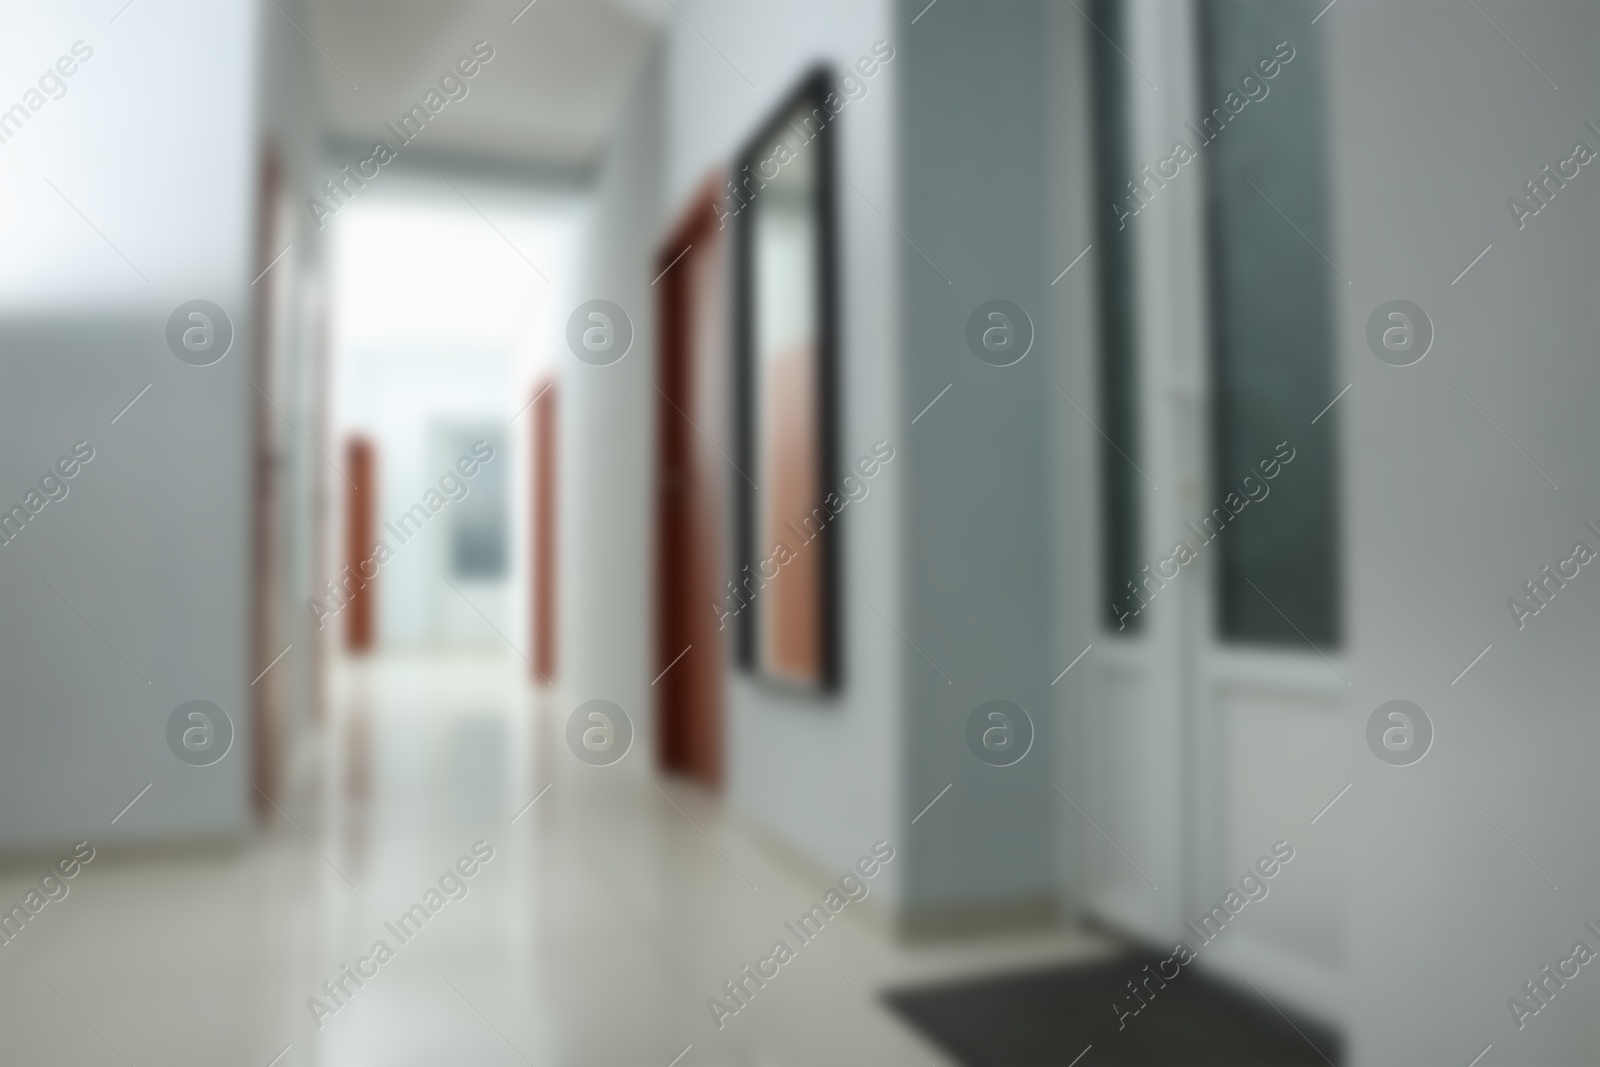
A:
[732,67,840,693]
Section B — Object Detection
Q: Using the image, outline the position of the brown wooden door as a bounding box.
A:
[655,176,729,789]
[250,142,290,811]
[344,437,376,652]
[529,377,557,684]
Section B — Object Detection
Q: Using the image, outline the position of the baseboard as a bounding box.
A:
[0,831,248,871]
[898,893,1059,943]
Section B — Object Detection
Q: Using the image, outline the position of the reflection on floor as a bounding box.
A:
[0,652,1109,1066]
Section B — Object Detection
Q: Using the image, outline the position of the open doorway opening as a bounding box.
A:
[324,176,581,657]
[313,174,583,834]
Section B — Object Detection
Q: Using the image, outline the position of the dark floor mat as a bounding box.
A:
[885,952,1340,1066]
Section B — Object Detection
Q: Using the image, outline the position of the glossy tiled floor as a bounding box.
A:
[0,652,1108,1066]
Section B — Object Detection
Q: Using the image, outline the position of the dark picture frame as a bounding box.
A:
[732,67,841,693]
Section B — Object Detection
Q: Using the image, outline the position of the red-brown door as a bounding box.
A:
[344,437,376,652]
[655,175,729,789]
[250,142,289,812]
[529,378,557,683]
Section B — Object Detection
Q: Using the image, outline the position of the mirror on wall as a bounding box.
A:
[733,69,839,692]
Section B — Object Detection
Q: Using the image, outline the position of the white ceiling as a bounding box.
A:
[302,0,663,173]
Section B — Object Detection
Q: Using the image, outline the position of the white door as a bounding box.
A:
[1074,0,1346,1027]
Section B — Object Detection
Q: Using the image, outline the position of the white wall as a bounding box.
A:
[560,42,663,759]
[894,0,1059,918]
[0,0,272,849]
[1332,1,1599,1062]
[663,0,907,903]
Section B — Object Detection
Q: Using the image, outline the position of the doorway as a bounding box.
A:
[1075,0,1346,1027]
